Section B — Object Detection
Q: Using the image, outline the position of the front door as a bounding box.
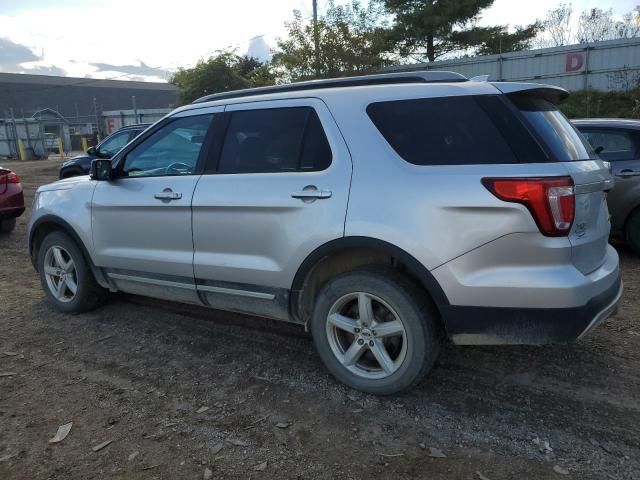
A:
[191,99,352,319]
[92,111,218,303]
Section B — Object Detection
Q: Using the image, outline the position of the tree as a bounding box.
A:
[379,0,539,62]
[170,51,275,104]
[577,8,618,43]
[537,4,640,47]
[539,3,574,47]
[272,1,392,82]
[618,7,640,39]
[471,23,542,56]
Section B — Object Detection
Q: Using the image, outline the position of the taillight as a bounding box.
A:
[482,177,575,237]
[0,172,20,184]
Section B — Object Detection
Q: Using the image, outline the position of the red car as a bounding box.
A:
[0,168,25,233]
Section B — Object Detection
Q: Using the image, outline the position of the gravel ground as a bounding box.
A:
[1,158,639,480]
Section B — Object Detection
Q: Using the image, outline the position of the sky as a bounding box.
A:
[0,0,637,82]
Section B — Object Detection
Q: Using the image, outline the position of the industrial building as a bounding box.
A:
[388,37,640,92]
[0,73,178,158]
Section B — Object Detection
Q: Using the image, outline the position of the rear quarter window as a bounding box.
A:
[366,96,538,166]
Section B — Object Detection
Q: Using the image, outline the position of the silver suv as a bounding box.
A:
[28,71,622,395]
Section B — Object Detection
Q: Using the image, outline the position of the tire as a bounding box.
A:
[0,218,16,234]
[37,231,108,313]
[310,267,440,395]
[626,208,640,255]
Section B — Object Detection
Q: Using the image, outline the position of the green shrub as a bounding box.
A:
[560,88,640,119]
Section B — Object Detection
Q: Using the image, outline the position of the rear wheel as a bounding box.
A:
[625,208,640,255]
[0,218,16,234]
[37,231,107,313]
[310,267,440,395]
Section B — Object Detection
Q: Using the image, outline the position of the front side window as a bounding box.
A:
[98,131,130,157]
[579,128,636,162]
[218,107,332,173]
[122,114,213,177]
[367,96,519,166]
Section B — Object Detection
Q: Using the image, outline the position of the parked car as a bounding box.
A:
[573,119,640,254]
[58,124,149,179]
[0,168,25,233]
[28,71,621,395]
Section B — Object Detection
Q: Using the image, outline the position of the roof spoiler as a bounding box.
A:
[491,82,570,105]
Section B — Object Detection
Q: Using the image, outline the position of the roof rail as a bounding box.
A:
[192,70,467,104]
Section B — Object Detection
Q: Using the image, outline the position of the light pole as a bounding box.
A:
[313,0,320,77]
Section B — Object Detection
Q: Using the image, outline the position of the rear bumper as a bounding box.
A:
[0,206,25,219]
[435,240,623,345]
[0,185,25,218]
[443,274,622,344]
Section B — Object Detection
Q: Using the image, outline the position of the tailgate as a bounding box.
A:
[502,86,613,275]
[566,161,613,274]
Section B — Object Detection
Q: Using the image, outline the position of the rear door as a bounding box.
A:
[510,94,612,274]
[191,98,352,320]
[578,127,640,235]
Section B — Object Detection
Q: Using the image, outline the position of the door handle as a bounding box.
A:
[291,187,332,200]
[616,169,640,178]
[154,190,182,200]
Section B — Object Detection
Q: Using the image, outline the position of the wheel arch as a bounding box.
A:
[289,236,450,329]
[29,215,109,288]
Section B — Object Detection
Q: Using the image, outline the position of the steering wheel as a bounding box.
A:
[166,162,192,174]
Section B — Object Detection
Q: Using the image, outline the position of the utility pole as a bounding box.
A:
[132,96,138,125]
[93,97,101,141]
[313,0,320,78]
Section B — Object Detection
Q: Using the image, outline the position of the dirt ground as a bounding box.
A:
[1,158,639,480]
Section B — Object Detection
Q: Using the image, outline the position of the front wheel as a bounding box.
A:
[37,231,107,313]
[310,268,440,395]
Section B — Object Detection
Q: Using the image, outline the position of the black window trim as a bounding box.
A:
[110,113,217,179]
[203,105,333,175]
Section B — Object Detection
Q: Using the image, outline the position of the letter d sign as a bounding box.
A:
[565,53,584,72]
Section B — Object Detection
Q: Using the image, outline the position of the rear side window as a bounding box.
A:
[218,107,332,173]
[578,128,636,162]
[510,96,596,162]
[366,96,521,165]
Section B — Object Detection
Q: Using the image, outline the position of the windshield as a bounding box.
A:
[511,96,596,162]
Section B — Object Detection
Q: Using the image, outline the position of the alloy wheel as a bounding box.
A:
[43,245,78,303]
[326,292,407,380]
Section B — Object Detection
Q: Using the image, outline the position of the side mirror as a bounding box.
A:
[87,146,97,156]
[90,159,113,181]
[594,146,604,154]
